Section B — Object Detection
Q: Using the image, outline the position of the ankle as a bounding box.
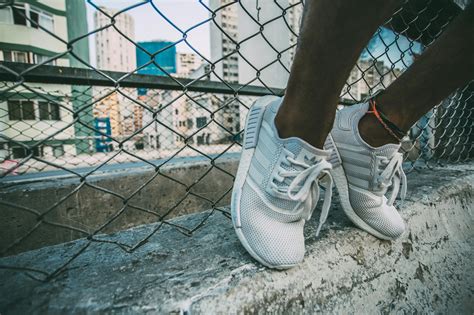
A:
[358,113,400,147]
[275,112,328,149]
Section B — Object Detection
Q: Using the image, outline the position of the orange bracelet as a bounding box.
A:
[367,98,403,142]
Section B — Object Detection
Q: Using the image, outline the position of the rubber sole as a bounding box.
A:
[231,96,298,270]
[327,134,398,241]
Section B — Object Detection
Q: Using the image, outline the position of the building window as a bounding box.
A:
[2,50,31,63]
[39,101,60,120]
[0,7,13,24]
[196,117,207,128]
[197,135,204,145]
[52,145,64,157]
[8,100,35,120]
[37,9,54,31]
[11,146,42,159]
[1,4,54,31]
[12,5,27,26]
[29,7,39,28]
[34,54,56,66]
[1,50,54,65]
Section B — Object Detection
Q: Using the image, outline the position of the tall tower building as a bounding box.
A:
[238,0,297,89]
[209,0,240,143]
[94,7,136,72]
[209,0,239,83]
[93,7,138,147]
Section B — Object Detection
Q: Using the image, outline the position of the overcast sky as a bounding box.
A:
[86,0,211,66]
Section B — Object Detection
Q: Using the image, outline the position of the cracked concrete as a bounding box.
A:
[0,164,473,314]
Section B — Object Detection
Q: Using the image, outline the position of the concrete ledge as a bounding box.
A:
[1,164,473,314]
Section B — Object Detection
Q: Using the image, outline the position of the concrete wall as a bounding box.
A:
[0,156,238,256]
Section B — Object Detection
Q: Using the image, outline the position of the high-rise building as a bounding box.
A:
[209,0,240,143]
[94,7,136,72]
[136,41,177,76]
[93,7,140,148]
[0,0,90,162]
[345,59,403,102]
[176,52,202,78]
[209,0,239,83]
[238,0,300,89]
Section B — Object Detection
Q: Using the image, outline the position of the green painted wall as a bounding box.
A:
[66,0,95,154]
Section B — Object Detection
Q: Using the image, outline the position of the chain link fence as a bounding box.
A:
[0,0,472,281]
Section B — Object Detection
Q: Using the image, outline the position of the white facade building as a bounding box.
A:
[93,6,138,149]
[238,0,296,89]
[208,0,241,142]
[209,0,239,84]
[140,90,183,151]
[0,0,77,165]
[94,7,136,72]
[176,52,202,78]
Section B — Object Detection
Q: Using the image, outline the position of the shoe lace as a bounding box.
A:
[376,152,407,206]
[271,148,333,236]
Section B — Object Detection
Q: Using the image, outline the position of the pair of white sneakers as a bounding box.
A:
[231,96,406,269]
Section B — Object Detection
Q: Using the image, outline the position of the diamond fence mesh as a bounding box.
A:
[0,0,472,280]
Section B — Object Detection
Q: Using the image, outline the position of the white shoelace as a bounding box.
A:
[377,152,407,206]
[271,149,333,236]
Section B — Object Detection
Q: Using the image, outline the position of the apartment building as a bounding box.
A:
[94,7,136,72]
[0,0,90,162]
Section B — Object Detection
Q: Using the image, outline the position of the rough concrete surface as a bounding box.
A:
[0,155,238,255]
[0,164,473,314]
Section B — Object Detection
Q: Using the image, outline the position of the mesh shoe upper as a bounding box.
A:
[329,102,406,239]
[232,96,333,268]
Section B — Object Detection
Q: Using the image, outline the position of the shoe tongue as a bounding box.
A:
[268,97,331,162]
[276,139,329,199]
[284,138,331,164]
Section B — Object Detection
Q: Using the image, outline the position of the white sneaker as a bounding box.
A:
[231,96,333,269]
[325,102,406,240]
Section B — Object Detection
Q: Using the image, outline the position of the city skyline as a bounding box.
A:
[86,0,211,67]
[1,0,434,172]
[86,0,420,73]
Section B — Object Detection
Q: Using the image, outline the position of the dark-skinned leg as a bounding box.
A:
[359,4,474,147]
[275,0,402,149]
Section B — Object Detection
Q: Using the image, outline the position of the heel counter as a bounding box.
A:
[324,134,342,167]
[243,105,264,149]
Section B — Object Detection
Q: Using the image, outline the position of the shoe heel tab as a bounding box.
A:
[269,97,283,113]
[337,102,369,131]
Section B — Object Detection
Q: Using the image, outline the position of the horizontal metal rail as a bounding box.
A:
[0,62,285,97]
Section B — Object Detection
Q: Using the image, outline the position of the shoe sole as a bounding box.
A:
[326,134,397,241]
[231,96,298,270]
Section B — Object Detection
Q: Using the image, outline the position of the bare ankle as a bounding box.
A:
[275,111,328,149]
[358,114,400,147]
